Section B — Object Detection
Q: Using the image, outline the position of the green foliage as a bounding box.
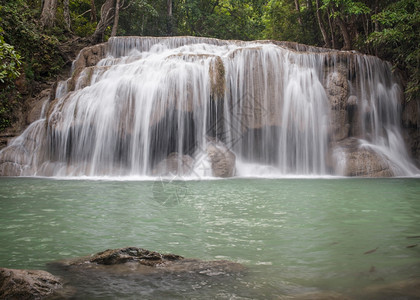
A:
[368,0,420,101]
[263,0,299,41]
[0,1,65,81]
[118,0,160,36]
[196,0,265,40]
[0,0,63,132]
[322,0,370,16]
[0,6,23,132]
[70,0,97,37]
[262,0,320,45]
[116,0,267,40]
[0,34,22,83]
[0,33,21,131]
[171,0,266,40]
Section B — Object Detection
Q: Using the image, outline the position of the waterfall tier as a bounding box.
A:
[0,36,418,177]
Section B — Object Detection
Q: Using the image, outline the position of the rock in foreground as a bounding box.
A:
[70,247,183,267]
[0,268,62,300]
[57,247,244,276]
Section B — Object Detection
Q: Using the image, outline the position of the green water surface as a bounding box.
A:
[0,177,419,299]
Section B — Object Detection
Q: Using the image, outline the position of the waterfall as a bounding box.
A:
[0,36,417,177]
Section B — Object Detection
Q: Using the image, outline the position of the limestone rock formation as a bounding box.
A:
[206,141,236,177]
[331,138,393,177]
[326,64,350,142]
[0,268,62,299]
[0,146,29,176]
[326,66,348,110]
[0,118,47,176]
[67,43,107,93]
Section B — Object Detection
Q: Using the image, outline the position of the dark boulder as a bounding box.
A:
[56,247,244,276]
[78,247,182,267]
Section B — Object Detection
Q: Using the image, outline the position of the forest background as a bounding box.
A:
[0,0,418,132]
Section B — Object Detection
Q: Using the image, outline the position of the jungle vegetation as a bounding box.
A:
[0,0,419,131]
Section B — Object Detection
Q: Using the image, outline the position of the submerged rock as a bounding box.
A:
[280,279,420,299]
[48,247,244,298]
[0,268,62,299]
[152,152,194,176]
[279,291,352,300]
[71,247,183,267]
[56,247,244,276]
[360,278,420,299]
[58,247,243,273]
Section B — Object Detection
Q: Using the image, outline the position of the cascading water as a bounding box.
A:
[0,36,417,177]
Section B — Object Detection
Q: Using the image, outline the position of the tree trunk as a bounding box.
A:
[315,0,331,48]
[373,0,379,55]
[294,0,302,25]
[374,0,379,32]
[307,0,312,10]
[91,0,97,22]
[40,0,58,28]
[167,0,172,16]
[362,14,369,38]
[329,4,351,50]
[91,0,115,44]
[63,0,71,31]
[327,8,336,49]
[111,0,120,37]
[167,0,173,35]
[336,16,352,50]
